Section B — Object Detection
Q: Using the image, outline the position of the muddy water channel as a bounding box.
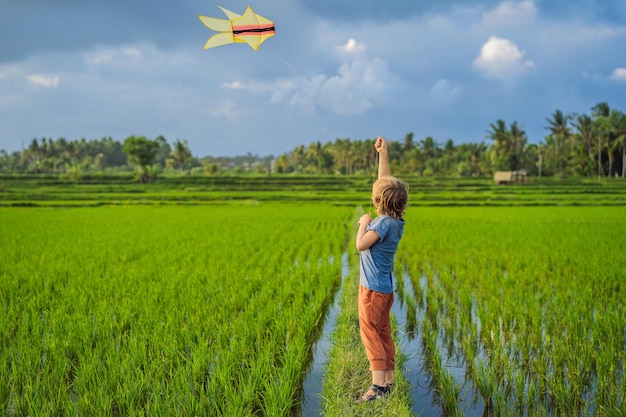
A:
[299,253,349,416]
[394,271,485,416]
[299,258,488,417]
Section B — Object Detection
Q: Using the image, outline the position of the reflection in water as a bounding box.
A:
[393,270,487,417]
[300,260,489,417]
[299,253,348,417]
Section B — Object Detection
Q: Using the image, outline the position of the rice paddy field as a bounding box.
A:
[396,206,625,416]
[1,175,625,416]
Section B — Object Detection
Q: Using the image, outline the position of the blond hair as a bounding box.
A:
[372,176,408,219]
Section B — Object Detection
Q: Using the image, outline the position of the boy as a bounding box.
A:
[355,136,409,403]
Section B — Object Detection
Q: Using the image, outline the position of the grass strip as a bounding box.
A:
[320,207,413,417]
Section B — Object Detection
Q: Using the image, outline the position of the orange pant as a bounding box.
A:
[358,285,395,371]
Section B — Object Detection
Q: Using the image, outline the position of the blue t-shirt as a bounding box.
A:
[359,215,405,294]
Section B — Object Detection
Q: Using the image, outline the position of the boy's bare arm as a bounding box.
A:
[356,214,380,251]
[375,136,391,178]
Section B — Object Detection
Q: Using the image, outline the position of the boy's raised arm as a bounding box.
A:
[376,136,391,178]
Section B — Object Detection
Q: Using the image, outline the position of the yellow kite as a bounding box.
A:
[198,6,275,51]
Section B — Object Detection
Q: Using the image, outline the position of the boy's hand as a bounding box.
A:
[358,213,372,227]
[375,136,387,154]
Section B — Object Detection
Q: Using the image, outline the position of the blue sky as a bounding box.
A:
[1,0,625,157]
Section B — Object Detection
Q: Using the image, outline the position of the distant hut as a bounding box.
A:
[494,170,527,185]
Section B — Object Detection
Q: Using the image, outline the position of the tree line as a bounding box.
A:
[1,102,624,179]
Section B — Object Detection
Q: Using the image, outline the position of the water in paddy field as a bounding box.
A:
[395,271,486,417]
[299,257,488,417]
[392,271,442,416]
[299,252,349,417]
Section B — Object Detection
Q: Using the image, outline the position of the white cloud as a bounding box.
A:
[0,64,24,81]
[85,46,144,67]
[473,36,534,79]
[208,101,237,120]
[483,0,538,26]
[429,79,462,104]
[336,38,366,55]
[610,67,626,80]
[27,74,59,88]
[221,38,398,117]
[223,81,245,90]
[315,57,394,115]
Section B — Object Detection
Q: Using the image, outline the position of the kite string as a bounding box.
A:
[265,44,308,82]
[267,43,379,218]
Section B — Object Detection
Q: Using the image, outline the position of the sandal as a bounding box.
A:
[355,384,389,403]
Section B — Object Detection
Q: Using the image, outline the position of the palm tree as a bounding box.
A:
[537,143,545,178]
[0,150,8,172]
[420,136,439,159]
[403,132,415,152]
[609,110,626,178]
[469,142,488,176]
[290,145,306,173]
[543,136,558,175]
[419,136,440,175]
[572,114,594,176]
[274,154,290,173]
[304,142,322,173]
[331,138,358,175]
[25,138,44,172]
[171,139,193,175]
[486,119,517,171]
[545,110,572,176]
[592,102,611,180]
[509,121,527,170]
[352,139,373,174]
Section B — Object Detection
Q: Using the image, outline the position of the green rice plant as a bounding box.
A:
[437,368,462,416]
[398,206,625,416]
[403,292,418,338]
[513,365,526,412]
[473,358,494,408]
[0,204,350,415]
[394,266,405,303]
[420,315,463,415]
